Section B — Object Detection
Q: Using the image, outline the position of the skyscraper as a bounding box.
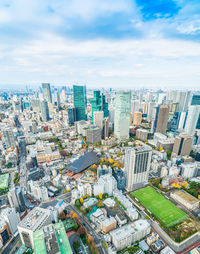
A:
[125,146,152,191]
[68,107,77,126]
[94,111,104,130]
[154,105,169,134]
[73,85,87,121]
[114,91,131,140]
[184,105,200,135]
[172,133,193,157]
[90,91,109,121]
[42,83,52,103]
[8,187,25,212]
[40,101,50,121]
[191,95,200,106]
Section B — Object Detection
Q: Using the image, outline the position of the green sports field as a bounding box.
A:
[132,186,188,227]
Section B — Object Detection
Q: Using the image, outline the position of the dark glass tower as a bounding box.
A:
[73,85,87,121]
[90,91,109,122]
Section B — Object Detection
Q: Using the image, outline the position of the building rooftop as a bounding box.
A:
[172,190,199,204]
[0,173,9,189]
[67,151,100,173]
[33,222,72,254]
[18,207,50,231]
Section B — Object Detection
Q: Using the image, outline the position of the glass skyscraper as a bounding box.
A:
[42,83,52,103]
[114,91,131,140]
[73,85,87,121]
[90,91,109,121]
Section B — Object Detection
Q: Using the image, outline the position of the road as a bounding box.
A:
[2,234,20,254]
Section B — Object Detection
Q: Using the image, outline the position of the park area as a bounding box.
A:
[132,186,188,227]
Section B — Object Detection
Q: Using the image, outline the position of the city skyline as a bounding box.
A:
[0,0,200,89]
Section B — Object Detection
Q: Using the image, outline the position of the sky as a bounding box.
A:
[0,0,200,89]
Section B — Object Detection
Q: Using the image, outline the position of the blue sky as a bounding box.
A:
[0,0,200,89]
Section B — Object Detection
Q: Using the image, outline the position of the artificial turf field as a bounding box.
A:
[132,186,188,227]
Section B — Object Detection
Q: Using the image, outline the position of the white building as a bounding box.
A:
[110,220,151,251]
[1,208,20,234]
[160,246,175,254]
[29,181,49,202]
[78,183,85,197]
[125,146,152,191]
[181,162,198,179]
[93,174,117,196]
[18,207,51,248]
[184,105,200,135]
[71,189,80,202]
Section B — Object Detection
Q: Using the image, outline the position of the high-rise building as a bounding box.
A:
[178,111,188,130]
[8,187,26,212]
[184,105,200,135]
[103,117,110,139]
[18,207,51,248]
[3,128,16,149]
[55,91,60,108]
[67,107,77,126]
[42,83,52,103]
[191,95,200,105]
[40,101,50,121]
[1,208,20,235]
[114,91,131,140]
[0,217,10,245]
[125,146,152,191]
[73,85,87,121]
[93,111,104,130]
[172,133,193,157]
[133,112,142,126]
[154,105,169,134]
[90,91,109,121]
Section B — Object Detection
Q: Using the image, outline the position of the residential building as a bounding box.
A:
[18,207,51,248]
[86,126,101,144]
[8,187,26,212]
[73,85,87,121]
[101,217,117,234]
[114,91,131,140]
[133,112,142,126]
[125,146,152,191]
[3,128,16,149]
[181,162,198,179]
[136,129,149,141]
[110,220,151,251]
[93,174,117,196]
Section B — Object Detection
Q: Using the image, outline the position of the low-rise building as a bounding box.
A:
[170,190,199,211]
[101,217,117,234]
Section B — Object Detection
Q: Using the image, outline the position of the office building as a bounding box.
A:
[33,222,73,254]
[18,207,51,248]
[172,133,193,157]
[113,169,126,191]
[178,111,188,130]
[40,101,50,121]
[55,91,60,108]
[125,146,152,191]
[42,83,52,103]
[73,85,87,121]
[90,91,109,121]
[1,208,20,234]
[184,105,200,135]
[133,112,142,126]
[3,128,16,149]
[8,187,26,212]
[101,217,117,234]
[170,190,199,211]
[31,99,41,112]
[154,105,169,134]
[191,95,200,105]
[114,91,131,140]
[68,107,77,126]
[110,220,151,251]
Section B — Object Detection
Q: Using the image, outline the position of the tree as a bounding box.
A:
[73,224,79,231]
[80,197,84,204]
[103,193,108,199]
[58,211,66,221]
[75,199,81,208]
[99,193,103,200]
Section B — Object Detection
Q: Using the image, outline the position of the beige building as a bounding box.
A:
[170,190,199,211]
[133,112,142,126]
[136,129,149,141]
[172,133,193,157]
[155,105,169,134]
[101,217,117,234]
